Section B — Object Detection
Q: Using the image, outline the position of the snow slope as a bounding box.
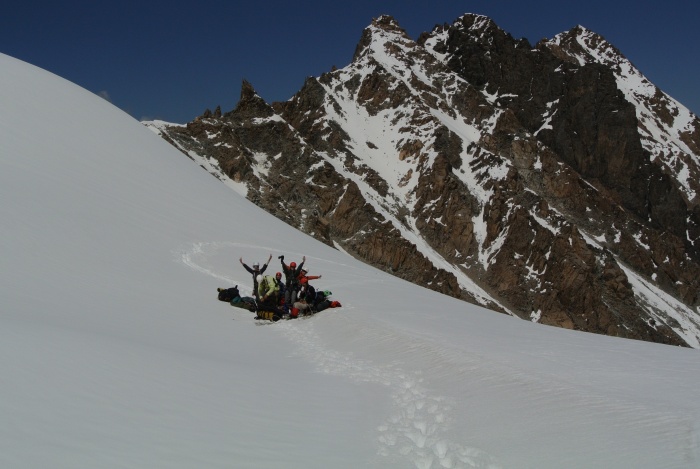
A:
[1,53,699,468]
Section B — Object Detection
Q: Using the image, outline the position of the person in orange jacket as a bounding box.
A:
[298,268,322,285]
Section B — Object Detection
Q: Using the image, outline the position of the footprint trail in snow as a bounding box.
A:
[278,318,502,469]
[178,241,501,469]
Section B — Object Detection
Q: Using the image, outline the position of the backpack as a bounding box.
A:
[231,296,256,310]
[303,285,317,304]
[314,290,327,303]
[259,276,279,297]
[217,286,240,302]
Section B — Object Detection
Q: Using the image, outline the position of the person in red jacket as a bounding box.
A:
[298,268,322,285]
[290,278,341,318]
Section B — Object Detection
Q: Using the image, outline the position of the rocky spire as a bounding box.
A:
[225,79,274,120]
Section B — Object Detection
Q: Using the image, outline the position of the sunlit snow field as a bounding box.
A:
[1,53,699,468]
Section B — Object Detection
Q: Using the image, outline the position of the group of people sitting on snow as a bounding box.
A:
[217,253,341,321]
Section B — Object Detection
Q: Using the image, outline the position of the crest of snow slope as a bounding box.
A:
[146,119,251,198]
[547,27,700,203]
[2,53,700,468]
[315,18,510,309]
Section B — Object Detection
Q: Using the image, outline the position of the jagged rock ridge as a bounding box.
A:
[145,14,700,347]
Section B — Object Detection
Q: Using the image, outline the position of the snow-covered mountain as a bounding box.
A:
[146,14,700,347]
[2,45,700,468]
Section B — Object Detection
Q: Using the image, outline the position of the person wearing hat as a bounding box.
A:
[291,277,340,317]
[274,271,288,312]
[240,254,272,300]
[255,274,283,320]
[298,268,322,286]
[280,255,306,308]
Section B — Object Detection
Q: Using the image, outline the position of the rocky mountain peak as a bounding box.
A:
[544,25,627,68]
[145,14,700,348]
[224,79,274,120]
[353,14,416,63]
[454,13,505,38]
[372,14,404,32]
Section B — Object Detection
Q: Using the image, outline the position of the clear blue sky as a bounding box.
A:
[2,0,698,123]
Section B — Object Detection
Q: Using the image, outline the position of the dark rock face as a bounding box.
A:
[146,14,700,347]
[425,18,684,235]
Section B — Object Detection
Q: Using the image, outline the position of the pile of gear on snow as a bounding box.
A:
[217,254,341,321]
